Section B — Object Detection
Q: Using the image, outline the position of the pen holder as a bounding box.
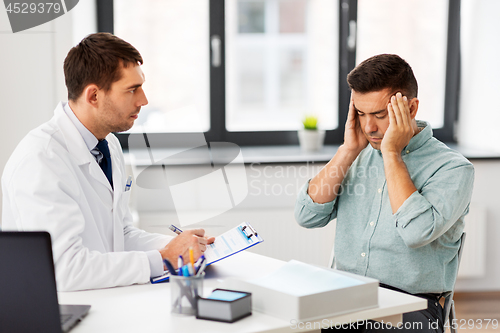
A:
[170,273,205,316]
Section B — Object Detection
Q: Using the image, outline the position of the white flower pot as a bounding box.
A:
[298,129,326,152]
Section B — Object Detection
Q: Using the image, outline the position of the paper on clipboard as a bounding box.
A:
[204,222,263,265]
[151,222,263,284]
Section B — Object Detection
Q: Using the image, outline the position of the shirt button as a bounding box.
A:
[406,150,410,154]
[370,221,374,226]
[378,188,382,194]
[361,252,366,257]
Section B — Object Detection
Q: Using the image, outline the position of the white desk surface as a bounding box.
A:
[59,252,426,333]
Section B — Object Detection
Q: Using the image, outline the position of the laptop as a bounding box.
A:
[0,231,90,333]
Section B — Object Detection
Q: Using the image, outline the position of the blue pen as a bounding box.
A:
[196,258,208,276]
[125,176,132,191]
[194,255,204,269]
[177,255,184,275]
[194,255,205,273]
[163,259,177,276]
[182,265,190,277]
[169,224,183,235]
[178,255,184,268]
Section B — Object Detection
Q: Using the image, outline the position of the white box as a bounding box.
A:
[228,260,378,321]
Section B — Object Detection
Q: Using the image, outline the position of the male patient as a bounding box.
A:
[2,33,213,291]
[295,54,474,332]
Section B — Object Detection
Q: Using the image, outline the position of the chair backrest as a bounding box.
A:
[443,232,466,330]
[328,243,336,269]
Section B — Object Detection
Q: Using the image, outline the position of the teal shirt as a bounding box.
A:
[295,121,474,294]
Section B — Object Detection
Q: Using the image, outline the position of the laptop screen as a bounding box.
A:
[0,231,63,333]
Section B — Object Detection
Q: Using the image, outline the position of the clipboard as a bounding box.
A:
[151,222,263,284]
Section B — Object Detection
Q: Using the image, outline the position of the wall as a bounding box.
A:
[0,1,96,220]
[0,10,64,222]
[457,0,500,152]
[455,160,500,291]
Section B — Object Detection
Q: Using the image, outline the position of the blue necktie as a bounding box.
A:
[95,139,113,189]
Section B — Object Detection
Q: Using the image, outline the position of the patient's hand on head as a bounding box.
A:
[380,92,416,155]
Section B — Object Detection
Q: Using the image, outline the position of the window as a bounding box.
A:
[100,0,459,148]
[114,0,210,134]
[349,0,460,142]
[357,0,448,129]
[225,0,338,132]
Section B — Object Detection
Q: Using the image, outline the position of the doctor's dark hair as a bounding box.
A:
[64,32,143,101]
[347,54,418,98]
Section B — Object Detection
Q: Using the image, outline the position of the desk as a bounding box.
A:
[59,252,426,333]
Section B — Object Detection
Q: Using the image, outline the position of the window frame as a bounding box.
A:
[99,0,459,149]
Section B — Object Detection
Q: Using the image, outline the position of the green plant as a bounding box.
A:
[302,115,318,130]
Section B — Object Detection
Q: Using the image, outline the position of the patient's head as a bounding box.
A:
[347,54,418,99]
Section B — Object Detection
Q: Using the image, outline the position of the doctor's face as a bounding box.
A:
[97,63,148,134]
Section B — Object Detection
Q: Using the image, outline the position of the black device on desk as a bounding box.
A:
[0,231,90,333]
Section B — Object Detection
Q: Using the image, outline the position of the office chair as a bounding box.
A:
[442,232,466,333]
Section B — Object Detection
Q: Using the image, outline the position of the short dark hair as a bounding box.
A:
[64,32,143,101]
[347,54,418,98]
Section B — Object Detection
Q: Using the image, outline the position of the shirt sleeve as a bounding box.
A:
[146,250,165,278]
[394,162,474,248]
[294,179,337,228]
[122,224,172,252]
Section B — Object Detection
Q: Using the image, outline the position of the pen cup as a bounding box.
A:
[170,273,205,316]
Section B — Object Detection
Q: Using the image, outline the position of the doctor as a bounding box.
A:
[1,33,214,291]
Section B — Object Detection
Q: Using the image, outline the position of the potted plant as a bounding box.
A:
[298,115,325,151]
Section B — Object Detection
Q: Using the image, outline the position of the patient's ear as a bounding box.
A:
[409,98,419,119]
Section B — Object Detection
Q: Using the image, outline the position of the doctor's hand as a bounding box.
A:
[343,92,368,155]
[380,92,415,156]
[159,229,214,268]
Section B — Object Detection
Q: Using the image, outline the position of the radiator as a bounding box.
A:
[458,202,487,278]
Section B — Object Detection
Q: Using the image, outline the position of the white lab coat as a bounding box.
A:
[2,102,172,291]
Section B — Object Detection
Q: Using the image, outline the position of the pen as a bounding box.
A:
[196,258,208,276]
[169,224,183,235]
[195,256,206,276]
[189,247,195,267]
[182,265,190,277]
[178,255,184,271]
[188,247,195,276]
[125,176,132,191]
[163,259,177,276]
[187,263,194,276]
[194,255,204,270]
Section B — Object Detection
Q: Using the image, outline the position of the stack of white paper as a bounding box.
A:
[229,260,378,321]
